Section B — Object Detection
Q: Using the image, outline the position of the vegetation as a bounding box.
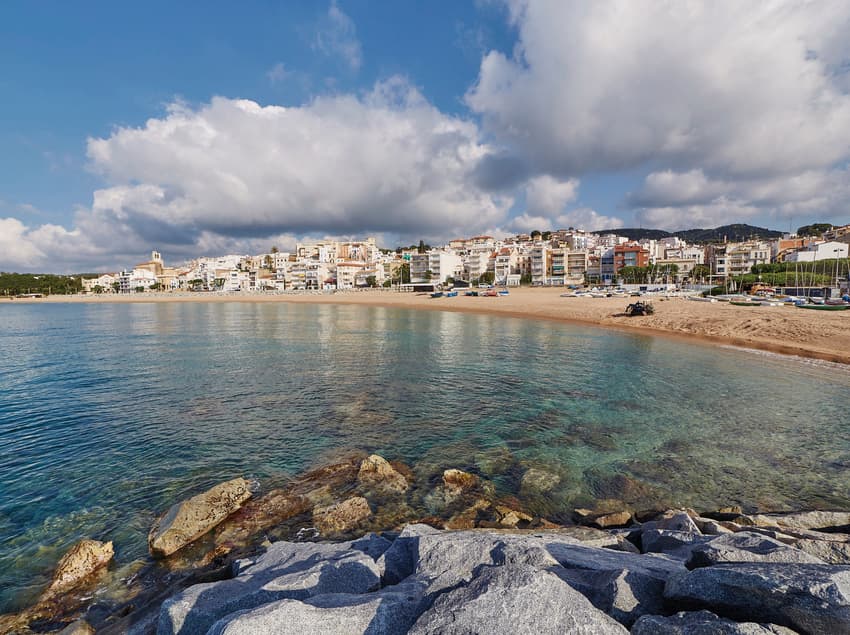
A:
[0,272,83,296]
[478,271,495,285]
[796,223,832,237]
[520,273,532,284]
[593,223,783,243]
[365,275,377,287]
[616,264,679,283]
[689,264,711,281]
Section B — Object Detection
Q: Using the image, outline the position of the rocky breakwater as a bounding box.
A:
[153,507,850,635]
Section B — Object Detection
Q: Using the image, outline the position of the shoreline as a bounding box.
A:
[7,288,850,366]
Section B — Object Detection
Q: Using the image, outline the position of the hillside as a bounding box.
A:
[594,223,783,243]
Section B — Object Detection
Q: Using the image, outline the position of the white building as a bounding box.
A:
[784,241,849,262]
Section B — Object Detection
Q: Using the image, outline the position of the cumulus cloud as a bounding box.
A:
[314,1,363,71]
[3,78,514,271]
[525,175,578,215]
[504,206,622,234]
[468,0,850,179]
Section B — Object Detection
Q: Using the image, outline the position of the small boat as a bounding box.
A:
[730,300,759,307]
[465,291,479,297]
[430,291,443,298]
[483,290,499,297]
[686,296,717,303]
[444,290,458,297]
[498,289,509,296]
[797,303,850,311]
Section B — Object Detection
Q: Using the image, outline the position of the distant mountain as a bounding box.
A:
[593,223,783,243]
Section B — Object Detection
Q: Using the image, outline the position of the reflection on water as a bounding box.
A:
[1,301,849,611]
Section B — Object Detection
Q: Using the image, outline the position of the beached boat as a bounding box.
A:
[498,289,509,296]
[797,303,850,311]
[430,291,443,298]
[464,290,479,297]
[686,296,717,303]
[730,300,759,307]
[444,290,458,297]
[483,289,499,297]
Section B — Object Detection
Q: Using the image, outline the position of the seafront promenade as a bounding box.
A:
[14,287,850,365]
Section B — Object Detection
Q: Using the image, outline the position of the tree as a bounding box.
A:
[111,281,120,293]
[134,286,145,293]
[478,271,495,285]
[270,246,279,254]
[690,264,711,281]
[150,282,161,291]
[382,279,392,288]
[423,270,433,281]
[520,273,532,285]
[365,275,377,287]
[797,223,832,237]
[418,240,427,254]
[530,230,542,240]
[542,231,552,241]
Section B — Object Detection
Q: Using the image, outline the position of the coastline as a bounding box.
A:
[9,288,850,366]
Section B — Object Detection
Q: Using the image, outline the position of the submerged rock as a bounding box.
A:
[149,478,252,558]
[441,468,478,493]
[312,496,372,536]
[519,467,560,495]
[47,539,114,595]
[357,454,409,494]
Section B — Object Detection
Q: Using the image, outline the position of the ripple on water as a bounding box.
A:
[1,301,849,613]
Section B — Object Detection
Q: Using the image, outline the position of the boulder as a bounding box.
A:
[641,529,708,555]
[441,468,478,494]
[794,538,850,565]
[357,454,409,494]
[520,467,560,495]
[632,610,797,634]
[312,496,372,536]
[409,564,627,634]
[493,504,533,528]
[57,619,96,635]
[207,578,429,635]
[544,542,686,627]
[767,511,850,531]
[664,562,850,633]
[47,539,114,594]
[642,510,701,534]
[687,531,826,568]
[158,534,390,635]
[149,478,252,557]
[378,523,441,585]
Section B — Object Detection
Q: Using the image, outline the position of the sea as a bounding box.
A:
[1,300,849,612]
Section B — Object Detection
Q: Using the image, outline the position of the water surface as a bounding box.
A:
[1,301,849,611]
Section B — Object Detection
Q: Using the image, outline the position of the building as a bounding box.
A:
[784,241,849,262]
[410,250,463,284]
[613,243,650,273]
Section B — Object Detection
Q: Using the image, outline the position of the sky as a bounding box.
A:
[2,0,850,272]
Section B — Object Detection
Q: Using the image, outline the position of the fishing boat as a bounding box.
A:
[483,289,499,297]
[686,296,717,303]
[464,290,479,297]
[730,301,760,307]
[797,303,850,311]
[498,289,509,296]
[430,291,443,298]
[444,290,458,297]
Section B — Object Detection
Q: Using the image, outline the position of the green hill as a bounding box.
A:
[594,223,782,243]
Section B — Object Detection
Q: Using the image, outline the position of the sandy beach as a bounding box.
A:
[8,288,850,365]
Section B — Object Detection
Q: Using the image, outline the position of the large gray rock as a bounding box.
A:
[545,541,686,627]
[641,529,709,556]
[665,562,850,633]
[208,577,429,635]
[767,511,850,531]
[149,478,252,557]
[688,532,826,568]
[378,523,441,585]
[157,534,390,635]
[794,538,850,564]
[409,564,627,634]
[632,610,797,634]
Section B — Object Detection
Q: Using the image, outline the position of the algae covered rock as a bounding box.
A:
[149,477,252,558]
[357,454,409,494]
[47,539,114,594]
[313,496,372,536]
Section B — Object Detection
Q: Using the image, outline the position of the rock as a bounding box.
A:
[520,467,560,495]
[589,510,633,528]
[545,542,686,627]
[693,516,735,535]
[794,538,850,564]
[717,506,744,515]
[642,510,701,534]
[57,619,96,635]
[443,498,491,529]
[441,468,478,493]
[149,477,252,558]
[208,578,429,635]
[214,489,310,546]
[409,563,627,634]
[768,510,850,531]
[47,539,114,594]
[357,454,409,494]
[493,504,533,528]
[632,610,797,634]
[312,496,372,536]
[687,531,826,568]
[664,563,850,633]
[641,529,708,555]
[158,534,390,635]
[378,523,440,585]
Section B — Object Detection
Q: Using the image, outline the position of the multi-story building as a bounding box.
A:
[613,243,650,273]
[410,250,463,284]
[784,241,849,262]
[529,246,549,285]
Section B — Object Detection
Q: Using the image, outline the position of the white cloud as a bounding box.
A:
[525,175,578,215]
[504,206,622,234]
[2,78,513,271]
[314,1,363,71]
[468,0,850,181]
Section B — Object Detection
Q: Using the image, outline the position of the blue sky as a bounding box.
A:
[1,1,849,271]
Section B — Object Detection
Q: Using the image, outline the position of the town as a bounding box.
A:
[80,223,850,295]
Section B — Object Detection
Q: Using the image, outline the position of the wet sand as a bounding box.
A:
[10,288,850,365]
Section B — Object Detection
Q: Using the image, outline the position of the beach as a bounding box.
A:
[11,288,850,365]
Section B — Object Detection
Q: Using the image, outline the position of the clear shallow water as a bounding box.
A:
[1,301,849,612]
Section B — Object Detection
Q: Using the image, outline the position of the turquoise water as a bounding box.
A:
[1,301,850,612]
